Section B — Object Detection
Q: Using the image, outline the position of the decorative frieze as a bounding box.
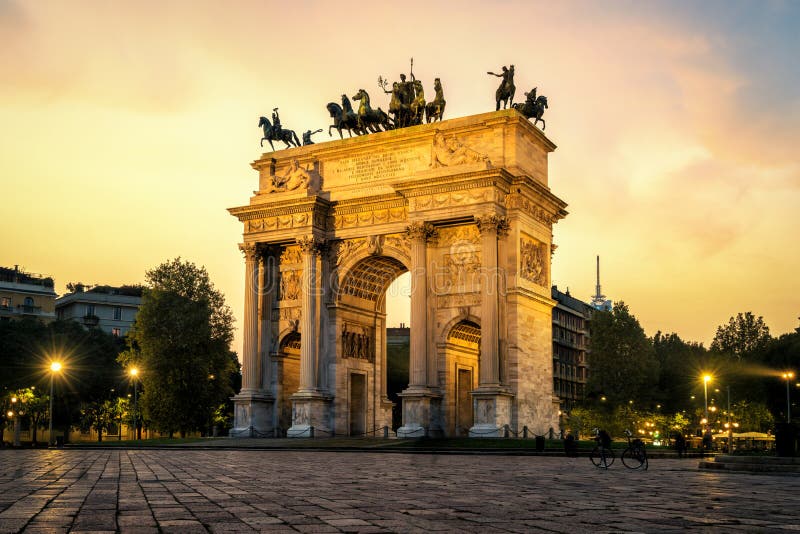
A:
[331,206,407,230]
[506,193,556,227]
[246,211,325,233]
[413,189,494,211]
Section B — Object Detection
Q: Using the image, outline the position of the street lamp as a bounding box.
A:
[129,368,139,440]
[702,374,712,429]
[10,395,21,447]
[782,371,795,423]
[49,361,62,447]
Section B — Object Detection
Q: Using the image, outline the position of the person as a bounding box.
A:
[302,129,322,145]
[597,428,612,449]
[564,432,577,457]
[674,432,686,458]
[271,107,282,138]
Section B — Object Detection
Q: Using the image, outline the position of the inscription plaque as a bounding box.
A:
[323,147,427,188]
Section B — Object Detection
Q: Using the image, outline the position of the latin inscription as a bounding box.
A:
[324,148,425,186]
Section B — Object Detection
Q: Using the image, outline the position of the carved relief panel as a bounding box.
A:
[519,234,548,287]
[341,323,375,363]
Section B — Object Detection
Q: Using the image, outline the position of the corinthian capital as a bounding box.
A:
[406,222,436,243]
[238,242,259,262]
[296,235,322,255]
[475,214,504,236]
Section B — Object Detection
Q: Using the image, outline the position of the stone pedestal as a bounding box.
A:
[230,392,274,437]
[397,390,442,438]
[469,389,514,438]
[287,394,332,437]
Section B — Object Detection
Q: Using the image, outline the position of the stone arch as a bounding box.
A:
[275,331,301,432]
[334,253,410,435]
[441,318,481,436]
[337,254,408,311]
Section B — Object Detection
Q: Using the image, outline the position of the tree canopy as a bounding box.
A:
[587,302,659,406]
[710,312,771,360]
[120,258,238,437]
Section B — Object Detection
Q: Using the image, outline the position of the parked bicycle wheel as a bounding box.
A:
[590,445,615,468]
[621,446,648,470]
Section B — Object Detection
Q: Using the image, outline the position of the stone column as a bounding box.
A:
[296,235,318,393]
[398,222,441,438]
[470,215,513,438]
[288,235,332,437]
[231,242,274,438]
[258,249,273,392]
[240,242,260,393]
[408,222,432,389]
[476,215,500,387]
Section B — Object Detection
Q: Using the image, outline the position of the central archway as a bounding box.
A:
[441,319,481,436]
[334,253,408,436]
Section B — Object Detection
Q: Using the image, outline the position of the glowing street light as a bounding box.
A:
[702,374,713,429]
[129,367,140,440]
[49,361,63,447]
[782,371,795,423]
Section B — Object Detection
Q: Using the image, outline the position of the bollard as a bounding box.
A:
[503,424,510,438]
[523,426,529,439]
[310,426,315,439]
[383,426,389,439]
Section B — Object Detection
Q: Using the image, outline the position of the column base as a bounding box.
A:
[287,393,332,438]
[397,389,442,438]
[230,391,274,438]
[469,388,514,438]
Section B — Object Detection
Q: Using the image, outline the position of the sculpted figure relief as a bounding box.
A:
[520,237,547,286]
[265,159,312,193]
[431,132,490,168]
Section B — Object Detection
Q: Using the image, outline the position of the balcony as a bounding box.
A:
[82,314,100,326]
[17,304,42,315]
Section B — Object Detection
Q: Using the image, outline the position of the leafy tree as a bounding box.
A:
[587,302,659,406]
[710,312,771,360]
[121,258,237,437]
[81,399,116,442]
[653,331,707,412]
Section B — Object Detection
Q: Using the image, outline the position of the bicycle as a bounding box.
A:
[621,429,648,470]
[589,428,615,468]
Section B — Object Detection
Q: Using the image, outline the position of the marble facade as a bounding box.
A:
[228,109,568,438]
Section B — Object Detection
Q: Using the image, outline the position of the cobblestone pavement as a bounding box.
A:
[1,449,799,533]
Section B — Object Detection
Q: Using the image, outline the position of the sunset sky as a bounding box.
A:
[2,0,798,357]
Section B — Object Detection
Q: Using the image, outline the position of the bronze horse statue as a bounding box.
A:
[512,88,548,130]
[352,89,392,133]
[409,80,426,126]
[258,116,301,150]
[488,65,515,110]
[327,101,362,139]
[425,77,446,123]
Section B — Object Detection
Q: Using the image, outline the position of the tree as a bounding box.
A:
[121,258,237,437]
[653,331,707,412]
[587,302,659,406]
[710,312,771,360]
[81,399,116,442]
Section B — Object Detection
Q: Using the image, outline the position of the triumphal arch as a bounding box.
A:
[229,109,567,438]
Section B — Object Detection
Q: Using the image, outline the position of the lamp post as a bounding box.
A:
[702,374,712,429]
[129,368,139,440]
[782,371,795,423]
[49,361,62,447]
[10,395,21,447]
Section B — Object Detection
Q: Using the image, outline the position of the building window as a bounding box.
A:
[86,304,95,317]
[24,297,34,306]
[112,327,121,337]
[0,296,10,308]
[114,307,122,321]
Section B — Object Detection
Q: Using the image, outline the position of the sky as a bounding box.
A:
[2,0,799,357]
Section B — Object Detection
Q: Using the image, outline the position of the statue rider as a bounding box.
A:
[398,73,414,106]
[271,107,282,138]
[488,64,515,109]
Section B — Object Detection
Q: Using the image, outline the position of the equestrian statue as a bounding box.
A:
[258,108,301,150]
[512,87,548,130]
[352,89,392,133]
[425,77,445,123]
[488,64,515,110]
